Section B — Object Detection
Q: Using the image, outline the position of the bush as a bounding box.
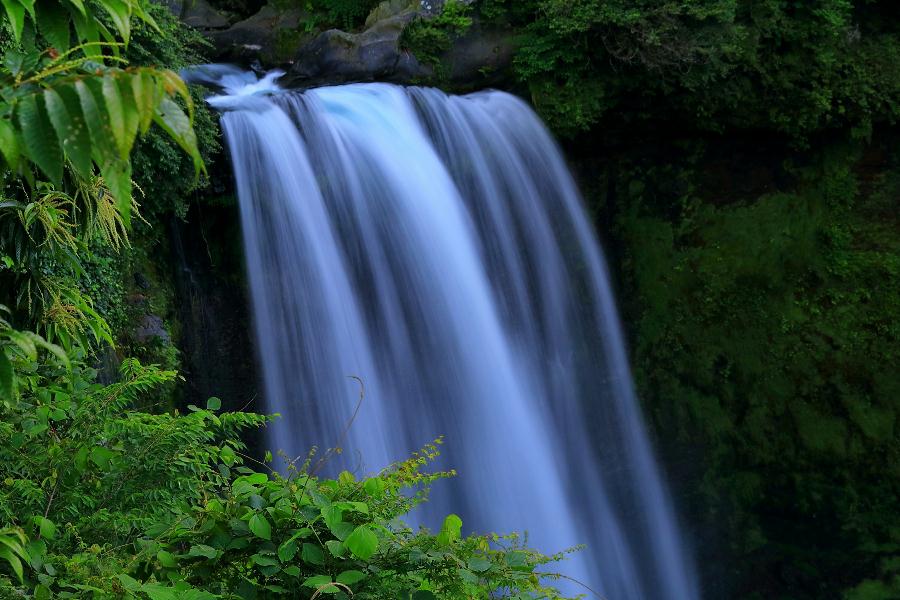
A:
[0,342,576,599]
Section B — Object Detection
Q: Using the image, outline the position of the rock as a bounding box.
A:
[134,315,171,344]
[134,271,151,290]
[207,5,316,64]
[197,0,512,88]
[442,25,515,87]
[282,12,430,87]
[364,0,418,28]
[160,0,230,30]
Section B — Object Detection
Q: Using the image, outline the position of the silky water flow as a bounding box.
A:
[190,65,699,599]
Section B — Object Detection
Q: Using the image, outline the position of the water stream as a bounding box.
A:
[193,64,698,599]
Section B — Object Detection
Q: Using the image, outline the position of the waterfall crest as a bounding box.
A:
[201,66,698,599]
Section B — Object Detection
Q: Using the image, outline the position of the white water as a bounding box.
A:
[194,65,698,599]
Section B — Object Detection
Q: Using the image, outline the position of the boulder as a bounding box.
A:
[134,315,171,344]
[281,12,430,87]
[160,0,230,30]
[442,25,515,88]
[207,5,316,64]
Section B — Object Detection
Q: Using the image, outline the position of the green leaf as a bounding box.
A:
[325,540,345,558]
[131,71,156,134]
[336,570,366,585]
[98,154,132,226]
[70,6,100,57]
[35,0,70,51]
[153,97,201,177]
[0,350,13,404]
[18,94,64,184]
[116,74,140,150]
[77,75,134,223]
[301,542,324,565]
[302,575,331,588]
[0,0,26,42]
[187,544,217,559]
[35,517,55,540]
[43,88,91,180]
[467,556,492,573]
[330,521,354,541]
[206,397,221,411]
[5,330,36,360]
[63,0,85,17]
[98,0,131,43]
[140,583,178,600]
[248,513,271,540]
[321,503,342,530]
[0,546,23,583]
[345,525,378,560]
[89,446,115,469]
[0,118,21,170]
[436,513,462,546]
[277,539,297,562]
[363,477,385,497]
[102,74,127,158]
[505,550,529,568]
[250,554,278,567]
[157,549,176,568]
[117,574,142,592]
[412,592,436,600]
[219,445,235,466]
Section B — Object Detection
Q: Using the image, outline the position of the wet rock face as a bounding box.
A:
[280,12,431,87]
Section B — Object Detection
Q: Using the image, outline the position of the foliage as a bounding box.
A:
[0,0,203,223]
[474,0,900,138]
[0,340,575,599]
[597,135,900,598]
[401,0,473,72]
[0,0,205,345]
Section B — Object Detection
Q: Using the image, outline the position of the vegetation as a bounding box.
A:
[0,346,573,598]
[2,0,898,598]
[0,1,574,598]
[450,0,900,597]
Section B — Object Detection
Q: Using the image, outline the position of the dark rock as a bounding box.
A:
[207,5,316,64]
[282,13,430,87]
[134,315,171,343]
[193,0,512,89]
[133,271,151,290]
[160,0,230,29]
[364,0,417,28]
[441,25,515,88]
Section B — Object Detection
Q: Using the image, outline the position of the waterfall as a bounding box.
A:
[194,65,698,599]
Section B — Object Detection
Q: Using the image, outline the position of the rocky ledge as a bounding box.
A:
[166,0,515,89]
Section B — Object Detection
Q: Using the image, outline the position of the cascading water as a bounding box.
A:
[191,64,698,599]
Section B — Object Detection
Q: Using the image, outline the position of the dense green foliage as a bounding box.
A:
[0,0,204,349]
[601,137,899,598]
[474,0,900,139]
[401,0,473,72]
[0,346,574,598]
[0,4,576,600]
[398,0,900,597]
